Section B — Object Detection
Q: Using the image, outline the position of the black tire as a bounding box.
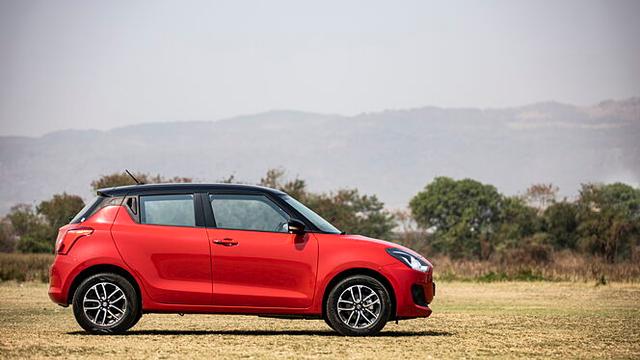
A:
[127,306,143,330]
[323,314,337,331]
[72,273,141,334]
[325,275,392,336]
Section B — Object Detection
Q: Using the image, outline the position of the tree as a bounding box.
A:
[218,174,237,184]
[91,172,192,190]
[523,183,558,213]
[259,169,395,239]
[259,168,286,189]
[6,204,42,238]
[494,196,541,250]
[543,201,579,249]
[576,183,640,262]
[409,177,503,259]
[37,193,85,235]
[492,196,551,263]
[6,204,53,253]
[392,209,429,253]
[16,222,55,253]
[0,219,16,253]
[259,168,307,200]
[306,190,395,239]
[6,194,85,253]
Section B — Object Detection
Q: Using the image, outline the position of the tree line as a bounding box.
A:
[0,170,638,263]
[409,178,639,263]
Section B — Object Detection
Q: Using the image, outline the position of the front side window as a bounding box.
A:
[140,194,195,227]
[210,194,290,233]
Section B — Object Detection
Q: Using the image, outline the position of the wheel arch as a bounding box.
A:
[67,264,142,307]
[321,267,397,319]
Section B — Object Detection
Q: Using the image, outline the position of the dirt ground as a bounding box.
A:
[1,281,638,359]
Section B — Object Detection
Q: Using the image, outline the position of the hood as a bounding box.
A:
[338,234,430,263]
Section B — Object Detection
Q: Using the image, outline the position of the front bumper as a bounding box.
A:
[381,262,435,319]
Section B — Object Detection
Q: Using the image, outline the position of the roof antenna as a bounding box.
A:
[125,169,143,185]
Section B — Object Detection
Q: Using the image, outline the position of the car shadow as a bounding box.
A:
[67,329,454,337]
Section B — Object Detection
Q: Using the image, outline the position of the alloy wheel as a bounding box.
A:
[82,282,128,327]
[336,284,381,329]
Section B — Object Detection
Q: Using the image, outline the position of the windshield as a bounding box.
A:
[281,195,341,234]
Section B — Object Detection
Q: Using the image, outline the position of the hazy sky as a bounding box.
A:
[1,0,639,136]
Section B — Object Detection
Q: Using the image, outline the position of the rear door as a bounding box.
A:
[205,192,318,308]
[111,193,212,305]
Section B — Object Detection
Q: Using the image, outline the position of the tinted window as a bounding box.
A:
[70,196,126,224]
[210,194,289,233]
[70,196,105,224]
[140,194,195,227]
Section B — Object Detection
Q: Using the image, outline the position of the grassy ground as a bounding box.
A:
[0,281,638,359]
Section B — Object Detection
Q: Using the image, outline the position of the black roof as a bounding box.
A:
[97,183,286,197]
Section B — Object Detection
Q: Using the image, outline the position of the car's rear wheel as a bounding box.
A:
[72,273,140,334]
[325,275,391,336]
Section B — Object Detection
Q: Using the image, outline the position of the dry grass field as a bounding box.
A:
[1,281,639,359]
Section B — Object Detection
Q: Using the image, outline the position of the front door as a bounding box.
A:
[205,193,318,308]
[111,193,212,305]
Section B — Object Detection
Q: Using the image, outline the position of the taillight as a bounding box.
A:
[56,227,94,255]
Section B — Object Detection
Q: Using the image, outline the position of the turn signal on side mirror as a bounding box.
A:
[56,227,94,255]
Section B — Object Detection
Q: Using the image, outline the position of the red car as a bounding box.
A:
[49,183,434,336]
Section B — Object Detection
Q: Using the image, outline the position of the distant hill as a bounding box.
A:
[1,98,638,214]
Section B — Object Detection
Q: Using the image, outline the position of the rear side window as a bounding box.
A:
[140,194,195,227]
[69,196,104,224]
[210,194,290,233]
[70,196,125,224]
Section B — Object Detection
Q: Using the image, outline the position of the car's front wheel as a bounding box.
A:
[72,273,140,334]
[325,275,392,336]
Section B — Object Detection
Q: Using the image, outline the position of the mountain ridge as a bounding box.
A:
[1,98,638,214]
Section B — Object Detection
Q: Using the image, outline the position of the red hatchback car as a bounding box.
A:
[49,183,435,336]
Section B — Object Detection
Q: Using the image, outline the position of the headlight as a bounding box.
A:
[386,248,430,272]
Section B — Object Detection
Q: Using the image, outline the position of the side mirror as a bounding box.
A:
[288,219,306,234]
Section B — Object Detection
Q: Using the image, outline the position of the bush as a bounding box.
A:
[0,253,53,282]
[494,233,553,265]
[423,252,640,283]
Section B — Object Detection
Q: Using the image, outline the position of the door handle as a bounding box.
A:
[212,238,238,246]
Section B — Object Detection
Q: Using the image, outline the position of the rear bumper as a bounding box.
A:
[381,263,434,319]
[48,255,73,305]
